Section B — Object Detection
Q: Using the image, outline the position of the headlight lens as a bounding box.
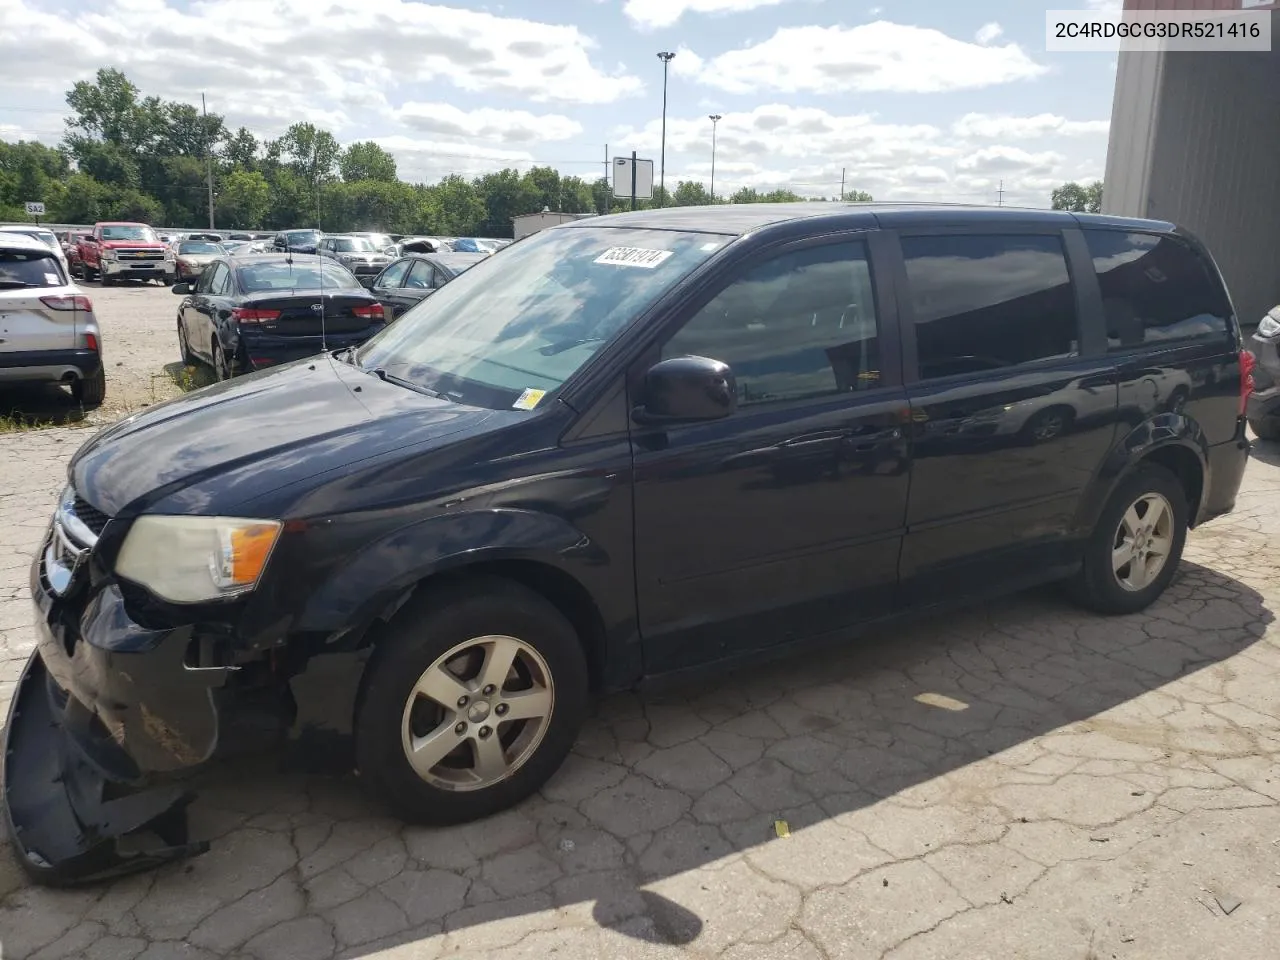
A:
[101,249,116,260]
[116,516,282,603]
[1257,312,1280,339]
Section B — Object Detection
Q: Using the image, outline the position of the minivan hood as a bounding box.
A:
[70,357,497,516]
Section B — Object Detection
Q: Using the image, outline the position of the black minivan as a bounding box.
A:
[5,204,1251,884]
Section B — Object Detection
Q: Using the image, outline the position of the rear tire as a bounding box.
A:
[1248,416,1280,441]
[1065,464,1188,615]
[73,366,107,408]
[213,344,240,381]
[355,578,589,825]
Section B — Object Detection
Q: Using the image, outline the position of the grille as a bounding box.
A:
[71,494,111,536]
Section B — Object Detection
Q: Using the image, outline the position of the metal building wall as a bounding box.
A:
[1103,4,1280,327]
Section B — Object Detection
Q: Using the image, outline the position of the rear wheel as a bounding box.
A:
[1066,464,1188,614]
[72,366,107,408]
[213,344,240,381]
[1249,416,1280,441]
[355,578,589,825]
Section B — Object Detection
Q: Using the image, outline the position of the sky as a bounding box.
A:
[0,0,1126,207]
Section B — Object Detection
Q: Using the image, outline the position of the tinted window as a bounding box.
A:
[406,260,435,289]
[1083,230,1231,349]
[237,261,361,292]
[100,225,158,242]
[663,241,880,405]
[0,250,64,287]
[903,234,1077,379]
[208,264,231,296]
[377,259,412,288]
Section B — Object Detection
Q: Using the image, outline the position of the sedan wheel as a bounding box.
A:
[401,635,554,792]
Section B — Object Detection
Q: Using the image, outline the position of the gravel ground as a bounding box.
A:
[0,287,1278,959]
[0,277,196,429]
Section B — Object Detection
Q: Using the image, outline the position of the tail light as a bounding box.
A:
[40,294,93,312]
[1239,349,1256,416]
[84,332,99,352]
[352,303,382,320]
[231,307,282,324]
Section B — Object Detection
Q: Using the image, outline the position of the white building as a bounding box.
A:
[1102,0,1279,328]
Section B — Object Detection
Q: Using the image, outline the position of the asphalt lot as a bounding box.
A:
[1,284,1279,959]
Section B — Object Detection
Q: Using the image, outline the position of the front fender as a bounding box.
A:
[1073,413,1209,534]
[293,507,607,641]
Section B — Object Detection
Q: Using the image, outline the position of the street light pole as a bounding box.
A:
[708,114,721,204]
[657,51,675,207]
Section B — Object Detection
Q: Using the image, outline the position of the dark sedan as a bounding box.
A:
[369,252,487,320]
[172,254,385,379]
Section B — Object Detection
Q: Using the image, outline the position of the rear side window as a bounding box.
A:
[0,250,64,287]
[1083,230,1231,350]
[902,234,1078,380]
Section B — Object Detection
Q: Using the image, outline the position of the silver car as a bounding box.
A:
[0,232,105,406]
[317,235,393,285]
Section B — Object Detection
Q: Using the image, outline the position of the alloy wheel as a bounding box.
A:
[400,634,554,792]
[1111,492,1174,591]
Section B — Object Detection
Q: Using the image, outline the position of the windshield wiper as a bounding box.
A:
[366,367,452,401]
[0,280,36,289]
[539,336,606,356]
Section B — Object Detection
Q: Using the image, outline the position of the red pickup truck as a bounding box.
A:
[75,222,175,285]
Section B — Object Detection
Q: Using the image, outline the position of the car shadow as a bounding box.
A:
[1247,436,1280,467]
[0,382,88,428]
[0,560,1270,956]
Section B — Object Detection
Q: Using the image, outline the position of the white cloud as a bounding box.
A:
[622,0,792,30]
[685,23,1048,95]
[611,104,1080,207]
[952,113,1110,139]
[975,22,1003,45]
[669,46,706,79]
[0,0,643,134]
[396,104,582,144]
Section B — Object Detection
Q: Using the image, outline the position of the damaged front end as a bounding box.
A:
[3,495,231,885]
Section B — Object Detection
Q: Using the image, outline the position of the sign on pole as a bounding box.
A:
[24,202,45,216]
[612,156,654,204]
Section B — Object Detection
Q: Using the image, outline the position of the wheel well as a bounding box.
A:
[402,560,608,689]
[1141,445,1204,525]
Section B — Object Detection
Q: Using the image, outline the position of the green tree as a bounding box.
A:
[223,127,260,170]
[1051,180,1103,213]
[843,189,873,202]
[475,168,541,237]
[672,180,712,206]
[218,168,271,229]
[339,141,398,183]
[52,172,109,222]
[272,122,341,191]
[423,175,485,235]
[0,140,69,211]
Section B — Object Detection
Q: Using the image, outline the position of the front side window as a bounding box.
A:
[406,260,436,289]
[377,259,412,288]
[0,250,64,287]
[1084,230,1231,349]
[99,225,158,242]
[356,226,727,409]
[903,234,1078,380]
[663,241,880,405]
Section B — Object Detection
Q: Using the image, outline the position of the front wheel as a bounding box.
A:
[355,579,589,825]
[1065,464,1188,615]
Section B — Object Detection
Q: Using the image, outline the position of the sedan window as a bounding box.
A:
[238,261,362,292]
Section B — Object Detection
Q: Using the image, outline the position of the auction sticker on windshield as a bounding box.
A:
[513,388,547,410]
[594,247,673,269]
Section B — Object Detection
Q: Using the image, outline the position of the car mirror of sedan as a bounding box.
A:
[171,282,191,295]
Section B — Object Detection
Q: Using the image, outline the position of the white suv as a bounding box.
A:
[0,232,105,406]
[0,224,71,278]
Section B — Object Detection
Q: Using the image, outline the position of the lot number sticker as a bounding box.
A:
[513,388,547,410]
[594,246,673,269]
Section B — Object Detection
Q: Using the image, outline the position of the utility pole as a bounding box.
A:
[657,52,676,207]
[840,167,846,202]
[604,143,610,214]
[708,115,721,203]
[201,93,215,229]
[997,179,1005,207]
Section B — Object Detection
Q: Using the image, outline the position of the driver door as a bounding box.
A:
[629,234,911,674]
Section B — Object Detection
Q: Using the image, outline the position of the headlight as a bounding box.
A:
[101,249,117,260]
[116,516,282,603]
[1257,312,1280,340]
[165,250,176,261]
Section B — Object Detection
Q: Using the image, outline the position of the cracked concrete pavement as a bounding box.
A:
[1,287,1278,960]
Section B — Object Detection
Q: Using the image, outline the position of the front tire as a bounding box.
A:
[178,319,195,366]
[1066,464,1188,615]
[355,578,589,825]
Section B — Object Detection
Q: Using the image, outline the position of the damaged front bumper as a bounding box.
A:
[2,529,231,885]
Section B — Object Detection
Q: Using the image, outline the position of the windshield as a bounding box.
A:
[100,225,158,242]
[356,226,727,409]
[178,241,221,255]
[237,260,362,292]
[335,238,374,252]
[0,250,64,287]
[2,228,60,251]
[285,230,320,243]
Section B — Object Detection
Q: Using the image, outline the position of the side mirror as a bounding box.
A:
[633,355,737,425]
[171,282,191,295]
